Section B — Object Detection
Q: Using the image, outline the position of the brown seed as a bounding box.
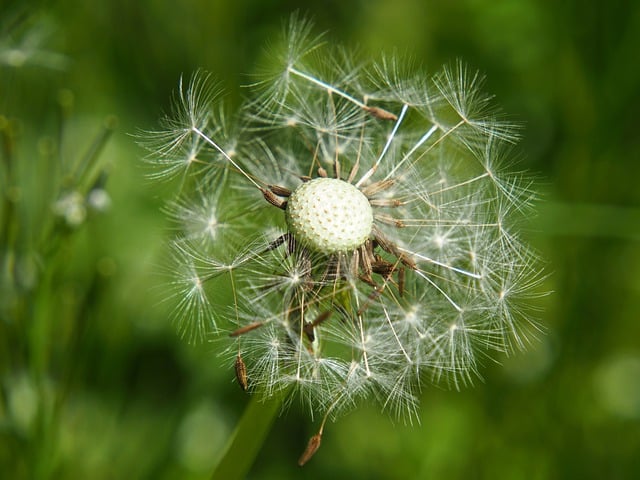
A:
[261,188,287,210]
[269,184,292,197]
[298,433,322,466]
[234,354,248,391]
[398,253,416,270]
[358,273,377,287]
[266,234,286,251]
[359,242,373,279]
[363,105,398,121]
[373,229,416,270]
[312,310,332,328]
[303,322,316,343]
[361,179,395,197]
[304,311,332,343]
[371,259,395,278]
[369,198,403,207]
[229,321,264,337]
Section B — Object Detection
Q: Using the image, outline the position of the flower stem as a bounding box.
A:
[210,393,284,480]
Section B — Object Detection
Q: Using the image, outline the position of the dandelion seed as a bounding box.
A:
[142,16,547,464]
[235,353,248,391]
[298,433,322,466]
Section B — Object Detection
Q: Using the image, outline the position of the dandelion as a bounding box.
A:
[142,17,545,465]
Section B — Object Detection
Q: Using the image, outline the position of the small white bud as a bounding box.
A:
[53,191,86,226]
[88,189,111,212]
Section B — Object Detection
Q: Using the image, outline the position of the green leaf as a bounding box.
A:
[210,393,284,480]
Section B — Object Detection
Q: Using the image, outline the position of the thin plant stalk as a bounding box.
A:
[210,392,285,480]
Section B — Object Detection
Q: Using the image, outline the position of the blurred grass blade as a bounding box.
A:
[70,115,117,190]
[211,393,283,480]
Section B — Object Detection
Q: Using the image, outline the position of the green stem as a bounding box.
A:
[211,392,284,480]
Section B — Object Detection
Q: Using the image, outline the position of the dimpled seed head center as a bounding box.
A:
[285,178,373,253]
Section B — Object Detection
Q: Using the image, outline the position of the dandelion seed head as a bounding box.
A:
[143,16,547,430]
[286,178,373,253]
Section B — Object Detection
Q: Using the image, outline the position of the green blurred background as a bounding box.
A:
[1,0,639,478]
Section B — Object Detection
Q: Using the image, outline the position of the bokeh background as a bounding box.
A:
[1,0,639,478]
